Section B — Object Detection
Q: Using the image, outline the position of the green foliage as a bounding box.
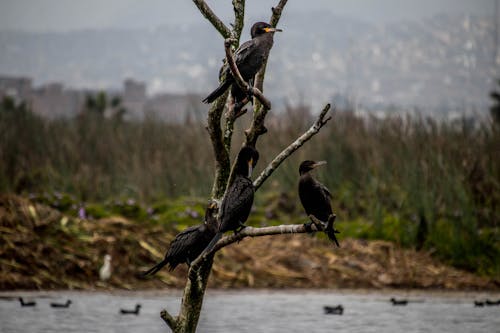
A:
[1,100,499,277]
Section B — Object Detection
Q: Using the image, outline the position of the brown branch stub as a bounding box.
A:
[160,309,178,331]
[193,0,232,39]
[253,103,333,190]
[224,38,272,110]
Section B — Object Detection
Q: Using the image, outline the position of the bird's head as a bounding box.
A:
[251,22,283,38]
[236,146,259,178]
[299,160,327,175]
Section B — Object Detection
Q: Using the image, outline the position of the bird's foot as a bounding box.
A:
[232,102,248,119]
[246,83,254,99]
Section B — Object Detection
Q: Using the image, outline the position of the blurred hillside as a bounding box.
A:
[0,13,496,113]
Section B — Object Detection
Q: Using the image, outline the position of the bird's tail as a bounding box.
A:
[142,260,168,276]
[202,80,231,103]
[200,232,223,257]
[326,228,340,247]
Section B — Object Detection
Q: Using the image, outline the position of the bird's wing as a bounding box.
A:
[234,39,256,65]
[220,177,254,229]
[166,225,203,259]
[317,181,332,200]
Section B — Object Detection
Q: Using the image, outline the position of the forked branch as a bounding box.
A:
[253,103,333,190]
[192,0,232,39]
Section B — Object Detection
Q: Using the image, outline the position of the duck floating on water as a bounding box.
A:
[50,300,72,308]
[390,298,408,306]
[323,305,344,315]
[120,304,141,315]
[18,297,36,307]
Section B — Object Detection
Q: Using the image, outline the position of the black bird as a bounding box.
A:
[143,203,218,275]
[120,304,141,315]
[202,146,259,255]
[485,299,500,306]
[203,22,282,112]
[390,298,408,306]
[323,305,344,315]
[474,301,485,307]
[50,300,72,308]
[298,160,340,247]
[18,297,36,307]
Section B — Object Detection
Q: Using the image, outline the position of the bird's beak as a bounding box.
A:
[264,27,283,33]
[248,158,254,177]
[313,161,327,169]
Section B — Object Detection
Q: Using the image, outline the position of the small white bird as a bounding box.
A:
[99,254,112,281]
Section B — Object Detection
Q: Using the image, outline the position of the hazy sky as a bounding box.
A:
[0,0,494,32]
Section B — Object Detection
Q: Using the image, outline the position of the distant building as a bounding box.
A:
[0,76,33,103]
[122,79,146,119]
[0,74,205,122]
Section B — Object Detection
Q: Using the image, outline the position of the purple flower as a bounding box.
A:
[126,198,136,206]
[78,206,86,219]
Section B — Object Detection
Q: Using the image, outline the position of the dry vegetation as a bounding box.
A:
[1,195,496,291]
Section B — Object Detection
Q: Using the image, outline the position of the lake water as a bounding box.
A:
[1,290,499,332]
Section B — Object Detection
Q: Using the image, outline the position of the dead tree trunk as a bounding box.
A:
[159,1,334,332]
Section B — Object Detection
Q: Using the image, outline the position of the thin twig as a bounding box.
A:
[192,0,232,39]
[253,103,333,190]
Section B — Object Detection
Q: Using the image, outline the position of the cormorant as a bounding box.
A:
[203,22,282,113]
[298,160,340,247]
[99,254,112,281]
[390,298,408,306]
[120,304,141,315]
[201,146,259,255]
[50,300,72,308]
[18,297,36,307]
[143,203,218,275]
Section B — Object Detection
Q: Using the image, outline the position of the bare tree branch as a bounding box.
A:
[232,0,245,44]
[207,94,231,198]
[224,39,272,110]
[195,215,336,264]
[245,0,288,147]
[160,309,178,331]
[192,0,232,39]
[253,103,333,190]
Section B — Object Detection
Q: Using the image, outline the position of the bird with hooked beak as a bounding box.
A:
[203,21,282,115]
[201,146,259,256]
[298,160,340,247]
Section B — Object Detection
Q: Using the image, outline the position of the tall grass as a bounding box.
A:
[1,99,499,276]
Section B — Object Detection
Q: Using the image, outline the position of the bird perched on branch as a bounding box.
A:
[203,22,282,114]
[143,203,218,275]
[201,146,259,255]
[298,160,340,247]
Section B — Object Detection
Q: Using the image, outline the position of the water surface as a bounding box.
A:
[1,290,498,332]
